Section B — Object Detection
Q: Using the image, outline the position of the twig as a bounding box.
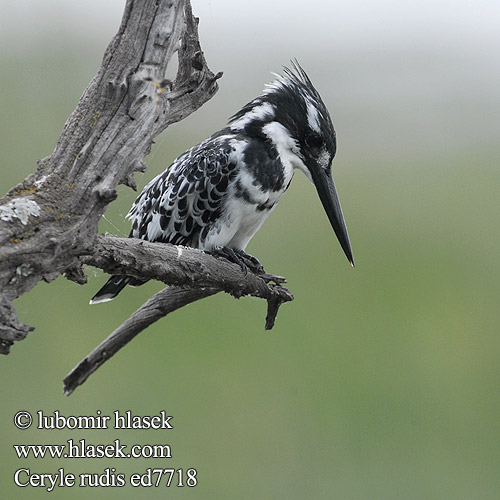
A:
[63,286,219,395]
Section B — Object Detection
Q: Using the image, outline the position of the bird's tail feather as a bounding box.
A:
[89,275,132,304]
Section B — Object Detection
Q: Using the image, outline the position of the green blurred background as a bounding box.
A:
[1,0,499,498]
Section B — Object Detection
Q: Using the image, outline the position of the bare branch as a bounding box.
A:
[82,235,292,302]
[63,286,219,396]
[0,0,221,353]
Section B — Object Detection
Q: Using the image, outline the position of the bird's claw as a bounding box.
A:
[211,247,266,275]
[234,249,266,274]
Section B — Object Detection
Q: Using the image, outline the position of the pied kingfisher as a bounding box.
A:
[90,61,354,304]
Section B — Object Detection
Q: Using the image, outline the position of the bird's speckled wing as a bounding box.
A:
[127,133,238,248]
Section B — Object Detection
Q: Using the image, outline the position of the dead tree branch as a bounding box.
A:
[61,235,293,395]
[0,0,222,353]
[83,235,291,303]
[60,236,293,395]
[1,0,294,393]
[63,286,220,396]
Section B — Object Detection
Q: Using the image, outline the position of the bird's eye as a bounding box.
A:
[305,133,323,149]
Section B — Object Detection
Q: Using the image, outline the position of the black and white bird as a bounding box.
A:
[90,61,354,304]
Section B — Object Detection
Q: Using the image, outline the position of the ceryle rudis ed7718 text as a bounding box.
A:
[90,61,354,304]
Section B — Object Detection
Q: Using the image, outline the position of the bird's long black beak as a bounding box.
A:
[309,165,354,266]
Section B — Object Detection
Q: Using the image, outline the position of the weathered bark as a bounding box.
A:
[0,0,222,353]
[83,235,291,304]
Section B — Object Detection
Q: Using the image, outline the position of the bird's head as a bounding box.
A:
[229,61,354,266]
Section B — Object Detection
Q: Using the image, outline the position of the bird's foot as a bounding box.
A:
[234,249,266,274]
[212,247,265,275]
